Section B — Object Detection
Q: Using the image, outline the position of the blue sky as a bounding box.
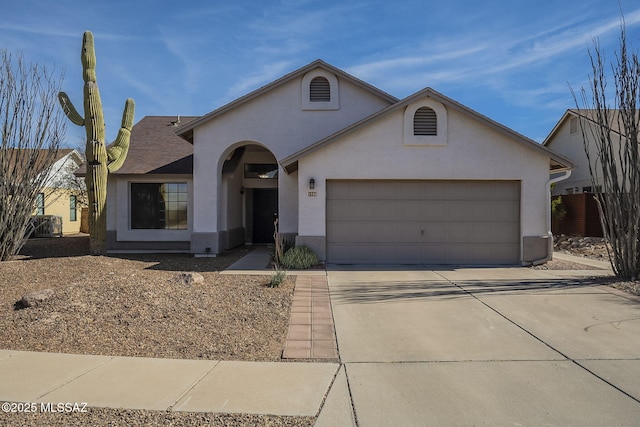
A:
[2,0,639,145]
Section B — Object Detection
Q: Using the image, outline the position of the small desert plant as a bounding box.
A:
[267,265,286,288]
[281,246,319,269]
[551,196,566,221]
[273,218,296,266]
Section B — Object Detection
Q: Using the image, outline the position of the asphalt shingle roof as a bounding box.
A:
[112,116,197,175]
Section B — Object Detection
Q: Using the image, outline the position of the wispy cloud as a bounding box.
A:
[0,23,78,38]
[0,23,136,42]
[224,60,295,99]
[344,7,640,98]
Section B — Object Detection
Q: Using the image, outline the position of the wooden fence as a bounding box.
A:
[551,193,603,237]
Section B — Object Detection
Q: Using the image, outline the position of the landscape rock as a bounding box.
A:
[173,272,205,285]
[21,288,54,308]
[553,235,609,260]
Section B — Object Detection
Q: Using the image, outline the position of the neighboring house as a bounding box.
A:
[106,60,573,265]
[34,148,85,235]
[542,109,629,236]
[543,109,628,196]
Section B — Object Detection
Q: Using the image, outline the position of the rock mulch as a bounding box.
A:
[0,235,314,426]
[549,234,640,297]
[553,235,610,261]
[1,237,294,361]
[0,407,315,426]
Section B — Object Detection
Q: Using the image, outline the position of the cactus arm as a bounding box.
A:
[58,92,84,126]
[107,98,135,173]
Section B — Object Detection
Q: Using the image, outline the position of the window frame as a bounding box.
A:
[35,193,45,215]
[70,195,77,222]
[244,163,278,179]
[130,182,188,230]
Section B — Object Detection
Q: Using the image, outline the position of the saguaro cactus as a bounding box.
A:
[58,31,135,255]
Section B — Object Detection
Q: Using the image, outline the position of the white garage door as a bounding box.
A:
[326,180,520,264]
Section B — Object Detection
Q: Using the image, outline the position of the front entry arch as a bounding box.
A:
[219,143,278,248]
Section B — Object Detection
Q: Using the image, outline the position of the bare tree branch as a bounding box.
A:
[0,50,66,260]
[572,20,640,280]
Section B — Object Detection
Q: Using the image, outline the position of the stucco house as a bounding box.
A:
[106,60,573,265]
[542,109,636,236]
[543,109,629,196]
[31,148,85,235]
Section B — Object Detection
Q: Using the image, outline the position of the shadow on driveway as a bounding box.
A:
[330,277,612,304]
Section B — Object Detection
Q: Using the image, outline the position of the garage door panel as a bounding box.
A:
[490,201,520,221]
[421,245,448,263]
[422,223,447,241]
[326,180,520,265]
[419,201,448,221]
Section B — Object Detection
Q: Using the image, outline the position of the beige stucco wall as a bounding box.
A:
[297,98,551,262]
[190,71,393,253]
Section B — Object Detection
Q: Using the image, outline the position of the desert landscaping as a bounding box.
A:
[0,235,315,426]
[1,233,638,426]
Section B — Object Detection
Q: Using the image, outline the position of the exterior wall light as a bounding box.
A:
[309,178,315,189]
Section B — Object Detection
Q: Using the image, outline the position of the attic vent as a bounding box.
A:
[570,117,578,134]
[310,77,330,102]
[413,107,437,135]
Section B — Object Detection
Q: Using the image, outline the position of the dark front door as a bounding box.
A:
[252,189,278,243]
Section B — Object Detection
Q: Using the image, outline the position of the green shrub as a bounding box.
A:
[267,266,286,288]
[281,246,319,269]
[551,196,566,221]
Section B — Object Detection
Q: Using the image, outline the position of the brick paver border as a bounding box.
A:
[283,274,338,359]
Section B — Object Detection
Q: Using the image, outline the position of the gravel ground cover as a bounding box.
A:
[0,235,315,426]
[1,236,295,361]
[0,408,314,427]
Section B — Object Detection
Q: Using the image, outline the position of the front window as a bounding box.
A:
[70,195,77,221]
[244,164,278,179]
[35,193,45,215]
[131,182,188,229]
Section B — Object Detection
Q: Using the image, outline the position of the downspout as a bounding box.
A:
[542,170,572,263]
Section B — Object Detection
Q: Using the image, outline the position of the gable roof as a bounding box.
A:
[112,116,198,175]
[1,148,76,178]
[176,59,398,143]
[281,87,574,174]
[543,109,634,147]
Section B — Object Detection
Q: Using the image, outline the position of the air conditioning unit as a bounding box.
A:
[29,215,63,238]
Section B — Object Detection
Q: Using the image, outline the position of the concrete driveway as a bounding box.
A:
[318,266,640,426]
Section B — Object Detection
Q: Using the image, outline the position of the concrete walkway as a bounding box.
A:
[2,248,639,425]
[552,251,612,270]
[0,350,338,416]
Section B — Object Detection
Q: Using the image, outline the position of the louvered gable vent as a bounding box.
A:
[310,77,331,102]
[414,107,437,135]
